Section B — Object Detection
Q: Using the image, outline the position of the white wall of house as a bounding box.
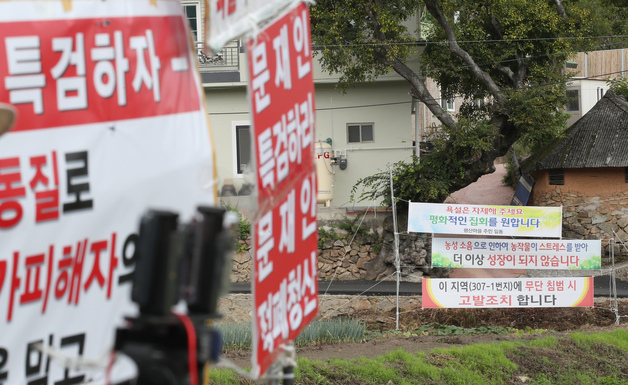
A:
[566,79,609,127]
[205,80,415,207]
[313,82,414,207]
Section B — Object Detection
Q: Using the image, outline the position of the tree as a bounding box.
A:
[310,0,614,207]
[608,77,628,100]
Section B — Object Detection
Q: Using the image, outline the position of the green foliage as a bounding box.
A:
[217,318,366,351]
[312,0,615,207]
[502,84,569,154]
[371,242,383,255]
[568,257,602,270]
[336,217,368,237]
[207,368,249,385]
[570,329,628,354]
[352,118,499,206]
[310,0,418,91]
[217,322,252,350]
[431,253,462,268]
[211,330,628,385]
[295,318,366,346]
[608,77,628,100]
[220,202,251,252]
[416,323,515,336]
[317,227,338,247]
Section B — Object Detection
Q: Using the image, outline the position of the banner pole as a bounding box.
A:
[611,236,619,324]
[389,167,400,330]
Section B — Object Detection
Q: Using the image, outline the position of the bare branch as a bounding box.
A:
[423,0,505,105]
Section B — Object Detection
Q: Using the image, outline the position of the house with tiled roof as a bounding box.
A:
[522,90,628,257]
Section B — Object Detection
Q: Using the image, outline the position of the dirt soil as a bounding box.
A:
[222,299,628,367]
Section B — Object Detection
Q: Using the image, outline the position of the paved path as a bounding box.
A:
[443,163,525,279]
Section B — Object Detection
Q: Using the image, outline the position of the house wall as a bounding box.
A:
[205,81,415,207]
[530,168,628,257]
[532,168,627,196]
[566,49,627,126]
[566,79,609,127]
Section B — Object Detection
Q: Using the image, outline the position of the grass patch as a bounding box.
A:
[210,329,628,384]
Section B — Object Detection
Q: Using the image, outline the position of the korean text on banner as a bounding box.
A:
[408,202,562,238]
[0,1,215,384]
[431,238,602,270]
[247,2,318,379]
[206,0,299,52]
[422,277,594,308]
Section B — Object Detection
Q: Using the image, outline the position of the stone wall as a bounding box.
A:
[530,189,628,259]
[230,213,439,283]
[218,293,421,324]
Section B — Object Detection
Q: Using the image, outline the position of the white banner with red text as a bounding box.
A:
[0,1,215,384]
[422,277,594,308]
[431,238,602,269]
[408,203,562,238]
[247,2,318,379]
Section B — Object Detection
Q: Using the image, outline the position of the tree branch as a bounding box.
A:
[361,0,457,130]
[391,59,458,130]
[552,0,568,19]
[423,0,505,105]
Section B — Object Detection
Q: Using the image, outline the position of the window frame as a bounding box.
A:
[565,89,580,112]
[440,87,455,111]
[181,1,202,43]
[346,123,375,144]
[232,121,252,178]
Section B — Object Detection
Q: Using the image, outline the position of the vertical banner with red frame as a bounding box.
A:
[246,2,318,378]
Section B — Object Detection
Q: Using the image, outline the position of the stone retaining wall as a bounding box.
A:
[230,199,628,283]
[531,190,628,259]
[217,293,421,324]
[230,214,437,283]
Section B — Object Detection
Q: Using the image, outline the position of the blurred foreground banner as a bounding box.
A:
[246,2,318,379]
[205,0,303,52]
[422,277,594,308]
[0,1,215,383]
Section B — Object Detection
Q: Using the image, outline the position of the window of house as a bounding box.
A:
[597,86,606,101]
[233,122,251,175]
[566,89,579,112]
[473,98,486,109]
[549,169,564,185]
[347,123,374,143]
[182,1,201,42]
[440,87,455,111]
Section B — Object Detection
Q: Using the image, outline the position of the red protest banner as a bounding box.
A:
[246,2,318,378]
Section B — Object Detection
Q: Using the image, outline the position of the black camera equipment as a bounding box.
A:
[114,206,233,385]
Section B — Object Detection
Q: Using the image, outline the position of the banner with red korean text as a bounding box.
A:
[247,2,318,378]
[422,278,594,308]
[431,238,602,269]
[407,202,562,238]
[0,1,215,384]
[205,0,299,52]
